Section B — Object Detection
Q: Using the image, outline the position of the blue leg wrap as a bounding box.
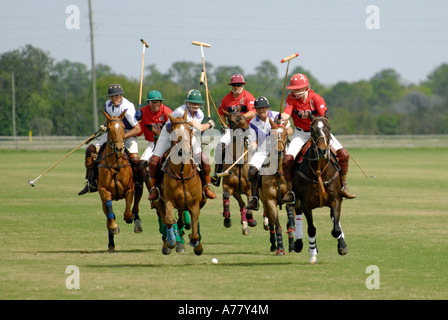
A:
[106,200,115,220]
[166,227,176,247]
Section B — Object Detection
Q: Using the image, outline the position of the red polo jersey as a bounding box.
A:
[283,89,327,131]
[218,89,255,117]
[138,104,172,142]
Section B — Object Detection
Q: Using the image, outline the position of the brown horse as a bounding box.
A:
[152,109,206,255]
[221,111,257,235]
[259,119,297,255]
[292,115,348,264]
[97,110,135,252]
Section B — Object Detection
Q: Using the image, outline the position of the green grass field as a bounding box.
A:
[0,147,447,300]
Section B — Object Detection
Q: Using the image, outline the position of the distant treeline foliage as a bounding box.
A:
[1,44,448,136]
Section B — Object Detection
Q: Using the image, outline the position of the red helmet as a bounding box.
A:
[287,74,309,90]
[228,74,246,85]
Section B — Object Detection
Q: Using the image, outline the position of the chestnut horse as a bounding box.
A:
[221,111,257,235]
[259,119,297,255]
[97,110,134,252]
[292,115,348,264]
[152,109,206,255]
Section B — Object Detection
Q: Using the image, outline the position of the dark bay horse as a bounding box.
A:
[97,110,135,252]
[152,109,206,255]
[292,115,348,264]
[259,119,296,255]
[221,111,256,235]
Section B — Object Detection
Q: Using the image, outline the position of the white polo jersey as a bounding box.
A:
[248,110,291,174]
[104,97,139,131]
[152,104,204,159]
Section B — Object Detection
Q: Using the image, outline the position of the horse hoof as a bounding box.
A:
[293,239,303,253]
[248,219,257,228]
[223,218,232,228]
[109,227,119,235]
[176,242,186,253]
[270,244,277,253]
[134,219,143,233]
[194,244,203,256]
[241,221,250,235]
[108,246,115,253]
[337,238,348,255]
[276,249,286,256]
[309,255,318,264]
[162,246,172,255]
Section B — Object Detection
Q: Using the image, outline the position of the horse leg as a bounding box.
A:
[123,188,134,223]
[331,200,348,256]
[108,229,115,252]
[102,198,119,235]
[246,209,257,227]
[289,205,303,253]
[269,224,276,252]
[222,190,232,228]
[267,200,284,255]
[164,201,176,249]
[189,205,203,256]
[234,193,250,235]
[131,179,143,233]
[303,208,318,264]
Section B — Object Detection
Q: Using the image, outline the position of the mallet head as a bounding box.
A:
[192,41,211,48]
[281,53,299,63]
[140,39,149,48]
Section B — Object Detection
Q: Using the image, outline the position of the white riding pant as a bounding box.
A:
[93,134,139,154]
[286,128,343,158]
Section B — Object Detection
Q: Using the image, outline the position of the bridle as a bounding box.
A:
[106,119,125,156]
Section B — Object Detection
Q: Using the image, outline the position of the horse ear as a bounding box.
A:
[119,110,127,120]
[269,118,275,127]
[182,108,188,120]
[103,110,111,121]
[168,112,175,123]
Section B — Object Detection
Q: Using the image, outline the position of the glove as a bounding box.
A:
[135,109,142,121]
[100,125,107,132]
[207,119,215,130]
[274,114,282,124]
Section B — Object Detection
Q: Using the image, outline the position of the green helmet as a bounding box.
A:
[146,90,164,102]
[185,89,205,104]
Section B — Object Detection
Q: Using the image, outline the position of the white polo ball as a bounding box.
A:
[211,258,218,264]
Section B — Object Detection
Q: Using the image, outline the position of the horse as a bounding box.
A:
[97,110,135,252]
[152,109,206,255]
[221,111,257,235]
[259,119,297,255]
[292,115,348,264]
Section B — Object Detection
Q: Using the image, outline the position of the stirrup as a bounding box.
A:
[246,196,259,211]
[281,191,296,205]
[148,186,160,201]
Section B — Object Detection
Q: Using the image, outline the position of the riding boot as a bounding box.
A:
[78,144,98,195]
[138,160,151,194]
[337,148,357,199]
[130,154,143,199]
[246,166,260,210]
[280,154,296,204]
[148,155,161,201]
[340,173,357,199]
[201,152,216,199]
[211,163,222,187]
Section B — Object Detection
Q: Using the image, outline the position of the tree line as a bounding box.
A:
[1,44,447,136]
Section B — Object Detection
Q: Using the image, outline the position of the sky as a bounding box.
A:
[1,0,447,86]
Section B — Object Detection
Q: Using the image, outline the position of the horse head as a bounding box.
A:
[309,114,331,160]
[104,110,126,156]
[269,118,288,154]
[223,110,248,130]
[168,108,193,163]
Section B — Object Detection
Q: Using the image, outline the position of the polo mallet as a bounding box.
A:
[216,149,249,178]
[278,53,299,121]
[192,41,212,121]
[138,39,149,108]
[349,155,376,179]
[28,129,104,187]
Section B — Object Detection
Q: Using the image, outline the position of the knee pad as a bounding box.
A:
[149,156,161,178]
[336,148,349,174]
[129,153,140,167]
